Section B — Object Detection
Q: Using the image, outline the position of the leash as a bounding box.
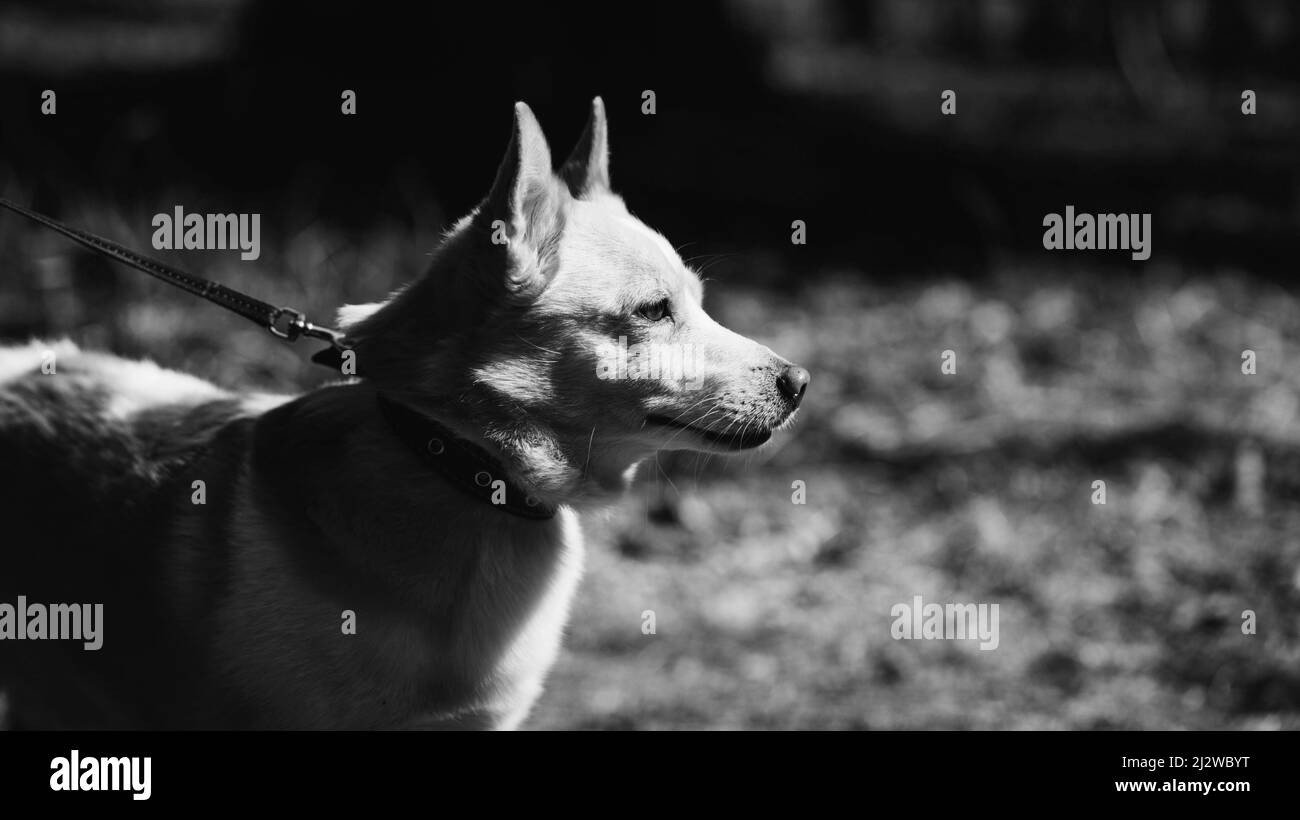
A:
[0,197,351,364]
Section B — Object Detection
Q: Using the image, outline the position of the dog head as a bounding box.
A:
[341,99,809,503]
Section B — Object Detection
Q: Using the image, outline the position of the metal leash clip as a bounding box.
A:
[269,306,350,350]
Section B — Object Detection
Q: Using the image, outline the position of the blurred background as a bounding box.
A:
[1,0,1298,729]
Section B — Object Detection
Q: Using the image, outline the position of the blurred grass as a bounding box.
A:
[3,200,1299,731]
[528,265,1300,730]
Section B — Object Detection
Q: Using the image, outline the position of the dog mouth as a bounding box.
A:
[646,414,774,450]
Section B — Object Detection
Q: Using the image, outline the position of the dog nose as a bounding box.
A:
[777,365,810,407]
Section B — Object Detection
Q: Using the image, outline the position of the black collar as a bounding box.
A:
[376,394,556,521]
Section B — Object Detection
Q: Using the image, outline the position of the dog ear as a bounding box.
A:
[483,102,567,300]
[559,97,610,198]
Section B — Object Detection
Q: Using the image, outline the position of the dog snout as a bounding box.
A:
[776,365,810,408]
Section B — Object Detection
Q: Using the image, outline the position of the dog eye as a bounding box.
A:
[637,299,671,322]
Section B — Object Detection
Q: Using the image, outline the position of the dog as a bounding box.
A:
[0,98,809,729]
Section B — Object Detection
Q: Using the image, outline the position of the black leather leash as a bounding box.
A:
[0,197,350,360]
[0,196,556,521]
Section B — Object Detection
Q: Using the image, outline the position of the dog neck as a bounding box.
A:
[378,386,649,511]
[374,393,556,520]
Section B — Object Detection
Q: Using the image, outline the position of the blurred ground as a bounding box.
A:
[6,204,1298,728]
[526,267,1300,729]
[3,191,1299,734]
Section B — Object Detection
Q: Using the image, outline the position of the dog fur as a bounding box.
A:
[0,99,807,729]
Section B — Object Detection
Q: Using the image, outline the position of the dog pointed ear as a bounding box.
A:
[559,97,610,198]
[483,102,568,298]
